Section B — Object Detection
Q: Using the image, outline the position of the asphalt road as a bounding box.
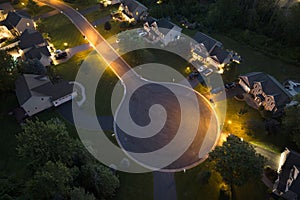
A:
[35,0,133,80]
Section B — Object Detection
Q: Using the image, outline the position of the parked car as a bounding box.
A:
[196,65,207,73]
[188,72,199,80]
[55,51,67,60]
[211,86,224,94]
[138,32,147,37]
[225,82,236,89]
[202,68,213,77]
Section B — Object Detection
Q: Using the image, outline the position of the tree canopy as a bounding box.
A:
[13,118,120,199]
[209,135,265,187]
[0,50,19,93]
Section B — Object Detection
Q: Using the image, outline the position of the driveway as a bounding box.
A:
[153,172,177,200]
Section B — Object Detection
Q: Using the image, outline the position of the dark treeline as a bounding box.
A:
[140,0,300,64]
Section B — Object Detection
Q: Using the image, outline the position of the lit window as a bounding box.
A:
[26,22,30,26]
[136,11,139,16]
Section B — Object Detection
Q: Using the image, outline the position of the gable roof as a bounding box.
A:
[15,74,51,105]
[0,11,30,30]
[121,0,147,12]
[210,46,230,64]
[275,149,300,197]
[19,29,46,50]
[193,32,221,53]
[153,18,180,35]
[24,46,51,60]
[0,2,14,13]
[32,80,74,101]
[15,74,74,105]
[239,72,292,108]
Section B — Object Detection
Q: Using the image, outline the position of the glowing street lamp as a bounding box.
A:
[64,42,68,47]
[21,2,25,6]
[227,120,232,125]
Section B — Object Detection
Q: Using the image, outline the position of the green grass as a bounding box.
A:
[212,34,300,83]
[38,14,86,49]
[115,172,153,200]
[224,99,289,152]
[175,161,268,200]
[33,5,54,17]
[83,5,117,23]
[53,49,92,81]
[96,20,124,39]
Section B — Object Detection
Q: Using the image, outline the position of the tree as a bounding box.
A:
[16,118,77,168]
[27,0,39,15]
[80,163,120,199]
[283,94,300,149]
[21,58,47,75]
[104,21,112,31]
[209,135,265,197]
[69,187,96,200]
[0,50,19,93]
[26,161,72,199]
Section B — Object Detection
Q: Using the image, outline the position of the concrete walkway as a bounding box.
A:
[153,172,177,200]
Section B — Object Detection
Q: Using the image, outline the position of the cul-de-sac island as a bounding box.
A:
[0,0,299,199]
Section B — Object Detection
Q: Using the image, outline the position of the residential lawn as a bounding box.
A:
[115,172,153,200]
[37,14,86,49]
[212,34,300,83]
[175,161,268,200]
[224,98,289,153]
[83,5,118,23]
[33,5,54,17]
[96,20,124,39]
[53,49,92,81]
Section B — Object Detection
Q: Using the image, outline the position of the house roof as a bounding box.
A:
[0,11,30,30]
[0,2,14,13]
[156,18,179,35]
[32,80,74,101]
[24,46,51,60]
[121,0,147,13]
[239,72,292,108]
[209,46,230,64]
[275,149,300,197]
[19,29,46,50]
[15,74,51,105]
[15,74,74,105]
[193,32,221,53]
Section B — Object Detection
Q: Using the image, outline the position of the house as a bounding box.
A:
[0,11,34,35]
[19,29,52,66]
[100,0,121,6]
[206,46,232,70]
[239,72,292,113]
[0,2,14,21]
[191,31,231,69]
[143,18,182,46]
[119,0,148,22]
[273,148,300,200]
[15,74,77,117]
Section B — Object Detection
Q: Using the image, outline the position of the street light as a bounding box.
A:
[64,42,68,47]
[227,120,232,124]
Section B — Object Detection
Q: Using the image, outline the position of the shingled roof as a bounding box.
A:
[24,46,51,60]
[19,29,46,50]
[193,32,221,53]
[239,72,292,108]
[15,74,74,105]
[274,148,300,199]
[210,46,230,64]
[121,0,147,12]
[0,11,30,30]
